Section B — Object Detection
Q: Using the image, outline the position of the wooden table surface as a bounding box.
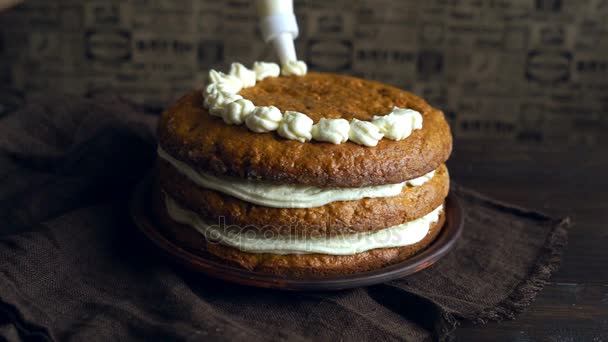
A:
[448,141,608,341]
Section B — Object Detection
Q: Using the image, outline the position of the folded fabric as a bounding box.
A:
[0,96,567,341]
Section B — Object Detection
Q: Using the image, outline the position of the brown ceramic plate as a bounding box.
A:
[130,175,463,291]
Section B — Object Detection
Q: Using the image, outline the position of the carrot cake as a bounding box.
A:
[154,60,452,277]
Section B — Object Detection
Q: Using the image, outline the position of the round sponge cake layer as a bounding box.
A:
[153,187,446,277]
[157,160,449,236]
[158,73,452,188]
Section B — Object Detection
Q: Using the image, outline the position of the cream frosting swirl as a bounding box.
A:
[229,63,256,88]
[203,83,218,97]
[208,70,242,93]
[281,60,307,76]
[277,111,313,142]
[203,82,237,102]
[349,118,384,146]
[311,118,350,144]
[206,92,243,117]
[164,193,443,255]
[393,107,423,129]
[372,107,423,141]
[223,98,255,125]
[158,147,436,209]
[245,106,283,133]
[253,61,280,80]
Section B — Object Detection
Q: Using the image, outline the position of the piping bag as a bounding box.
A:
[256,0,300,65]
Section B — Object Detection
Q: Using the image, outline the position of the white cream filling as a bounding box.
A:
[165,193,443,255]
[158,147,435,209]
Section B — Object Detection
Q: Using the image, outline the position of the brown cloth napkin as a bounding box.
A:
[0,95,568,341]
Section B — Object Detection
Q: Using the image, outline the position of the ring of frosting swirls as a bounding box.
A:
[202,61,423,146]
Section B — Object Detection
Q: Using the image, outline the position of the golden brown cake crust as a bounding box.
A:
[157,73,452,187]
[153,188,445,277]
[157,161,449,236]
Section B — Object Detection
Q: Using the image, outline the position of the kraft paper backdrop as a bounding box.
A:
[0,0,606,146]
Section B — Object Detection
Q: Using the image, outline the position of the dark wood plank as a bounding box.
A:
[449,142,608,284]
[449,141,608,338]
[455,283,608,341]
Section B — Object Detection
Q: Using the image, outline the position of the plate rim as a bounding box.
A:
[130,175,464,291]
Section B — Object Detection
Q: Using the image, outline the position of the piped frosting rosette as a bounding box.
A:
[202,61,423,147]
